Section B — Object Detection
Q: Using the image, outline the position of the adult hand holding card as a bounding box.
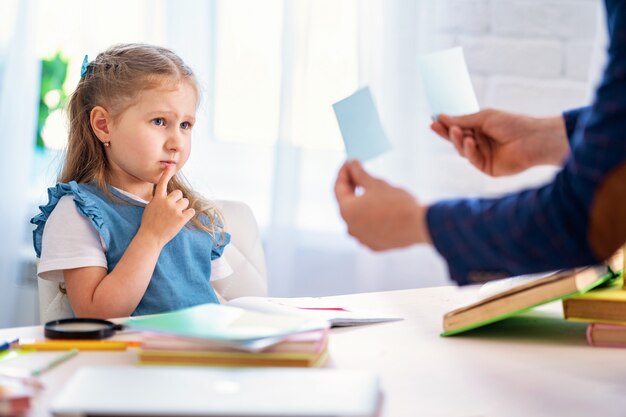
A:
[332,87,392,162]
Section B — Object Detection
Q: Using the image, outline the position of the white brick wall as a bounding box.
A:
[485,76,589,116]
[424,0,603,198]
[431,0,602,115]
[490,0,598,40]
[565,40,596,80]
[434,0,490,34]
[460,36,563,78]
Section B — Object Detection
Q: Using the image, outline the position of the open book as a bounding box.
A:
[442,265,617,336]
[226,296,403,327]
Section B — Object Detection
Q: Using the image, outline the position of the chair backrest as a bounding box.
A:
[38,200,268,324]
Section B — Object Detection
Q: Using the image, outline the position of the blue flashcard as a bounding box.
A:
[417,46,479,120]
[332,87,392,161]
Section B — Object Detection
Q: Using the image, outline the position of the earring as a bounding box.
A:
[104,142,110,147]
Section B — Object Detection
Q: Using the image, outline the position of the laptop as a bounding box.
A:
[51,366,380,417]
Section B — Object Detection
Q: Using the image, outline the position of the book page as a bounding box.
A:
[477,271,559,300]
[227,297,402,327]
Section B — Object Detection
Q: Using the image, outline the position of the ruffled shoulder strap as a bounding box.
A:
[197,213,231,260]
[31,181,108,257]
[211,231,231,260]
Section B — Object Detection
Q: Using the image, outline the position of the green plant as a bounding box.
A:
[36,51,68,149]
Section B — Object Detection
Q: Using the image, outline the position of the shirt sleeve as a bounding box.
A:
[38,195,108,282]
[427,0,626,285]
[211,257,233,281]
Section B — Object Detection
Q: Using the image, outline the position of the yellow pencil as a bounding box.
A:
[18,340,139,351]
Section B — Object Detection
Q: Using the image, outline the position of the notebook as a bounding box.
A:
[125,303,328,351]
[226,296,403,327]
[51,366,380,417]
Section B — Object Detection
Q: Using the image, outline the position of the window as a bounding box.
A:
[213,0,358,152]
[213,0,283,145]
[34,0,167,152]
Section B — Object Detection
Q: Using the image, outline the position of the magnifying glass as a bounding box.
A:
[44,318,125,340]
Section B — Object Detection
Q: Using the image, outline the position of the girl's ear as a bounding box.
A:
[90,106,111,142]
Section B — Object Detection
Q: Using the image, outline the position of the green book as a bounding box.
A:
[125,304,328,349]
[442,265,618,336]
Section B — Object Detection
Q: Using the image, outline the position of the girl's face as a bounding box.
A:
[104,81,198,200]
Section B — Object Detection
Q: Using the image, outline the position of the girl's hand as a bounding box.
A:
[430,109,570,177]
[138,166,196,248]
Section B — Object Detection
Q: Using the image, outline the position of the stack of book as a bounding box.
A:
[137,328,329,368]
[561,247,626,348]
[125,303,331,368]
[441,249,626,348]
[126,297,403,367]
[442,249,625,338]
[563,276,626,348]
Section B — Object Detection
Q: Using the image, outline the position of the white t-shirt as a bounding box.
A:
[37,189,232,283]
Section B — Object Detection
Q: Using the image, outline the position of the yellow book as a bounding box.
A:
[563,277,626,324]
[137,328,329,368]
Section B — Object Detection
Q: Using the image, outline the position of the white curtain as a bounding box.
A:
[0,0,39,327]
[261,0,454,295]
[351,0,451,292]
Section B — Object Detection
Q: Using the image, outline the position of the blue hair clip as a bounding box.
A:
[80,55,89,77]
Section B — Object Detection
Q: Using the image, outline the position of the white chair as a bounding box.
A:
[37,200,268,323]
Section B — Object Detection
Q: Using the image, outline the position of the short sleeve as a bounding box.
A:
[32,181,109,258]
[37,195,108,282]
[211,257,233,281]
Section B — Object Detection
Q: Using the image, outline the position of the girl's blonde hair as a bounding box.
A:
[62,43,223,238]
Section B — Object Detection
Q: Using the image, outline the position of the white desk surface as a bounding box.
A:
[2,285,625,417]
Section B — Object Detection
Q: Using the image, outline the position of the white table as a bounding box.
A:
[2,286,625,417]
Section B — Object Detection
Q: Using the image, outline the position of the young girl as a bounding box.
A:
[31,44,231,319]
